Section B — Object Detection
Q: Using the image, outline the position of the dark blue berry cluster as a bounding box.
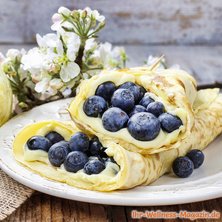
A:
[27,131,117,175]
[172,149,204,178]
[83,81,183,141]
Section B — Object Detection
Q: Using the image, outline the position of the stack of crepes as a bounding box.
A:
[13,66,222,191]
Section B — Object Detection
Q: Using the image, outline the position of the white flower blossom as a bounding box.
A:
[22,48,45,73]
[60,62,80,82]
[35,77,63,99]
[4,6,126,107]
[85,38,97,52]
[36,33,59,48]
[89,42,125,70]
[84,7,105,23]
[6,49,25,61]
[61,32,80,61]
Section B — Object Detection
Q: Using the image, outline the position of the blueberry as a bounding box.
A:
[147,101,165,117]
[89,137,102,155]
[127,112,160,141]
[102,107,129,132]
[69,132,90,152]
[172,156,194,178]
[186,149,204,169]
[111,89,135,112]
[27,136,52,152]
[159,113,183,133]
[95,81,116,102]
[84,159,105,175]
[83,95,108,117]
[129,105,146,117]
[48,141,70,167]
[119,82,145,102]
[45,131,64,145]
[64,151,88,173]
[139,94,154,108]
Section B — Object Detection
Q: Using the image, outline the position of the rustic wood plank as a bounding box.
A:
[0,0,222,44]
[89,204,107,222]
[4,192,222,222]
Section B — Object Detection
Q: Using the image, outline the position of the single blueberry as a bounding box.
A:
[64,151,88,173]
[89,137,103,155]
[139,86,146,100]
[102,107,129,132]
[84,159,106,175]
[27,136,52,152]
[69,132,90,152]
[119,82,145,102]
[147,101,165,117]
[95,81,116,102]
[83,95,108,117]
[186,149,204,169]
[159,113,183,133]
[48,141,70,167]
[139,94,154,108]
[129,105,146,117]
[111,89,135,112]
[172,156,194,178]
[127,112,160,141]
[45,131,64,145]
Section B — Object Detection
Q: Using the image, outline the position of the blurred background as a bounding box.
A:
[0,0,222,84]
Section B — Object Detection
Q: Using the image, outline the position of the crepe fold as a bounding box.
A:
[13,120,148,191]
[69,67,198,155]
[143,89,222,185]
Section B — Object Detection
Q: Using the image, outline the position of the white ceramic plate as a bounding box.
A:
[0,98,222,206]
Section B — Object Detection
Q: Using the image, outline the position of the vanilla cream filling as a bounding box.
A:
[24,148,120,178]
[23,124,120,179]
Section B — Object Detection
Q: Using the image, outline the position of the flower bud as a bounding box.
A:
[58,6,71,16]
[71,10,80,20]
[81,10,87,19]
[6,49,22,61]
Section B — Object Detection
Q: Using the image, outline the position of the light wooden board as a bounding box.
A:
[0,0,222,44]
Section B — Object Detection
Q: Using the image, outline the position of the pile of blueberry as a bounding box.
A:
[172,149,205,178]
[83,81,183,141]
[26,131,117,175]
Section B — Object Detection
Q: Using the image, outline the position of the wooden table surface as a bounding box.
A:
[3,193,222,222]
[1,45,222,222]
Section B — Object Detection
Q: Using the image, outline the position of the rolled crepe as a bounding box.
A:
[13,89,222,191]
[144,89,222,185]
[69,67,198,155]
[13,120,148,191]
